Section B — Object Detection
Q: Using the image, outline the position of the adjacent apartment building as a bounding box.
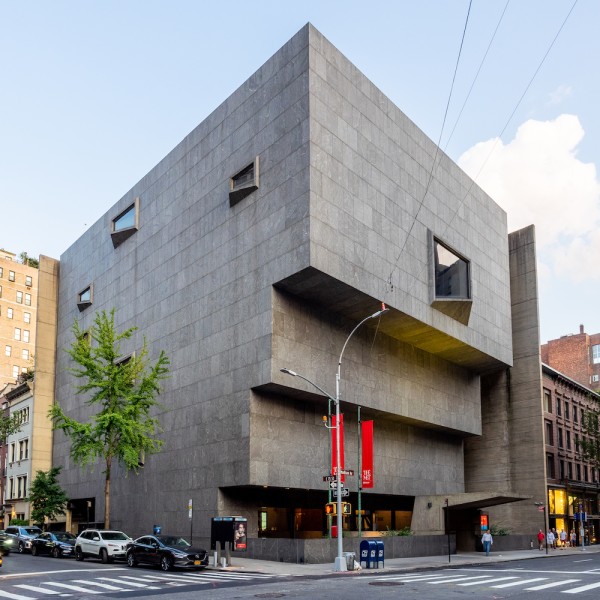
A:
[51,25,547,558]
[541,325,600,392]
[0,256,59,526]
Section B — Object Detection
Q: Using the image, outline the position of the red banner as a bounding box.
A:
[331,414,345,483]
[361,420,374,488]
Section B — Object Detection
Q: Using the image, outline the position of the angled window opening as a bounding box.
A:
[77,284,93,312]
[111,197,140,248]
[229,157,259,207]
[429,232,472,325]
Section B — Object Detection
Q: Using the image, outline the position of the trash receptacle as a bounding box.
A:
[343,551,356,570]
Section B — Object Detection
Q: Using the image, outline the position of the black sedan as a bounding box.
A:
[31,532,76,558]
[126,535,208,571]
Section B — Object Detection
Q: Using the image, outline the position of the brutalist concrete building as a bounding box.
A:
[53,24,546,558]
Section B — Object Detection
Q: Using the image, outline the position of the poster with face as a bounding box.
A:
[233,521,247,551]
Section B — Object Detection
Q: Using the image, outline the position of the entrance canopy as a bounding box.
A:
[442,492,531,511]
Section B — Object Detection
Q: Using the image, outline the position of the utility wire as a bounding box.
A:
[443,0,511,151]
[386,0,473,293]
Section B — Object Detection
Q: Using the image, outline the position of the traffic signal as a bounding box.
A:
[325,502,352,515]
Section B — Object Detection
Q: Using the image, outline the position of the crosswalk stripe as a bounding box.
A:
[97,577,160,588]
[0,590,38,600]
[71,579,126,590]
[562,581,600,593]
[428,575,491,584]
[526,579,581,590]
[492,577,547,588]
[458,577,520,586]
[13,585,62,596]
[375,574,450,582]
[38,581,103,593]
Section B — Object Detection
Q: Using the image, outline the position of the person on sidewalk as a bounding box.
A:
[537,529,545,550]
[547,529,555,549]
[559,529,567,548]
[571,530,577,547]
[481,531,493,557]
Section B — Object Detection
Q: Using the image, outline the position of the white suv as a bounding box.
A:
[75,529,132,563]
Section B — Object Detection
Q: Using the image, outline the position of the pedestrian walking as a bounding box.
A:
[537,529,545,550]
[571,530,577,547]
[559,529,567,548]
[547,529,555,549]
[482,531,493,557]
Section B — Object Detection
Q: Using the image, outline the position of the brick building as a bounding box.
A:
[541,325,600,392]
[542,363,600,544]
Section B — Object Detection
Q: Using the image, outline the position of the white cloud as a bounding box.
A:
[458,115,600,282]
[548,84,573,105]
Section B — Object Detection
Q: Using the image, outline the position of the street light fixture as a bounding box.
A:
[281,304,388,572]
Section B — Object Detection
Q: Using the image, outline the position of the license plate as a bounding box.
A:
[194,560,201,565]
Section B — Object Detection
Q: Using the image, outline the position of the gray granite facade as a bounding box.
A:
[53,24,529,550]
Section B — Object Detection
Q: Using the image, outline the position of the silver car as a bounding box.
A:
[4,525,42,554]
[75,529,132,563]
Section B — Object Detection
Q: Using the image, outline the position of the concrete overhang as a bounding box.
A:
[274,267,510,373]
[441,492,532,511]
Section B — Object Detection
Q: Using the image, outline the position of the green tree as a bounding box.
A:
[0,413,24,443]
[29,467,69,529]
[49,309,169,528]
[19,251,39,268]
[578,397,600,473]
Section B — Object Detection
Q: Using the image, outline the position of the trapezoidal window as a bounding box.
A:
[429,233,472,325]
[77,284,93,312]
[229,157,259,206]
[111,197,140,248]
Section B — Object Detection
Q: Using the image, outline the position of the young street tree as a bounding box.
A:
[50,309,169,529]
[578,397,600,476]
[29,467,69,529]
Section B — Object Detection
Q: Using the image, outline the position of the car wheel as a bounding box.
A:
[75,547,84,561]
[18,541,25,554]
[31,545,38,556]
[127,552,138,567]
[51,547,61,559]
[160,555,173,571]
[100,548,109,564]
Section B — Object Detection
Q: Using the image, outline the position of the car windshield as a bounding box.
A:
[25,528,42,535]
[100,531,129,541]
[55,532,76,541]
[157,536,191,548]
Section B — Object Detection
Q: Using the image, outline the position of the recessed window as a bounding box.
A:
[14,328,21,341]
[77,284,93,312]
[592,375,599,383]
[7,308,13,319]
[229,157,259,206]
[23,329,30,343]
[0,267,3,277]
[16,290,23,303]
[0,284,3,297]
[5,345,11,357]
[111,197,140,248]
[22,349,29,360]
[12,365,19,378]
[9,270,15,282]
[24,293,31,306]
[24,312,31,324]
[434,239,470,298]
[25,275,32,287]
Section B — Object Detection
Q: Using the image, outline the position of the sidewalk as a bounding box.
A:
[218,545,600,577]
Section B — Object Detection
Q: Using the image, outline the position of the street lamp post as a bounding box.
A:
[534,502,548,555]
[281,304,388,572]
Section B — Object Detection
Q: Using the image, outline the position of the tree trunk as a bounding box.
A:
[104,458,111,529]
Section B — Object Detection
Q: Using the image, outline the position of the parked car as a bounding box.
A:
[126,534,209,571]
[4,525,42,553]
[31,531,76,558]
[0,530,14,556]
[75,529,132,563]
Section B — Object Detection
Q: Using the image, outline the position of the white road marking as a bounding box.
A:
[492,577,548,588]
[526,579,581,590]
[562,581,600,594]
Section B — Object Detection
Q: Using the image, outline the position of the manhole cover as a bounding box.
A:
[254,594,286,599]
[369,581,404,586]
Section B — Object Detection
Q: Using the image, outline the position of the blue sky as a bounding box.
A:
[1,0,598,343]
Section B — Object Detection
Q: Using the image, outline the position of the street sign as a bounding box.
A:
[339,469,354,476]
[332,488,350,497]
[537,506,545,512]
[323,475,337,482]
[329,481,338,489]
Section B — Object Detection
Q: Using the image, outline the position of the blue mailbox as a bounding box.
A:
[376,540,384,567]
[360,540,377,568]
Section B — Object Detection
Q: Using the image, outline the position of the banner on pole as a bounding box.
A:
[331,414,345,483]
[361,420,374,488]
